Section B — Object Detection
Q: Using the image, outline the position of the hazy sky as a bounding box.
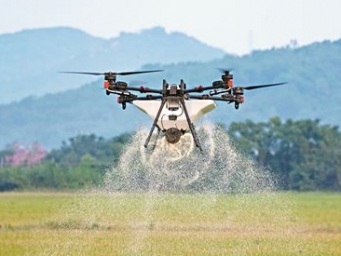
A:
[1,0,340,55]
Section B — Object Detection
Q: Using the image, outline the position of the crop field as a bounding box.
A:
[0,192,341,255]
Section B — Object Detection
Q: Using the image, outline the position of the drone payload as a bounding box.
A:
[134,94,216,145]
[60,69,286,151]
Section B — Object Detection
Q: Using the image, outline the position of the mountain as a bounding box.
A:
[0,26,225,104]
[0,82,147,148]
[1,34,341,149]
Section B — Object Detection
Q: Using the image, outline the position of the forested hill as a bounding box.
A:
[146,39,341,125]
[1,38,341,149]
[0,81,149,148]
[0,26,225,104]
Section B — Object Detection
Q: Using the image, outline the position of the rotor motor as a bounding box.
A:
[233,87,244,104]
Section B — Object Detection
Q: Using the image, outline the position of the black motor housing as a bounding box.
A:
[165,128,183,144]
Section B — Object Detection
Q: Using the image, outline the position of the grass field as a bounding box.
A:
[0,191,340,255]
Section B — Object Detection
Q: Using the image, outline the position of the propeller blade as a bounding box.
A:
[59,71,104,75]
[242,82,287,90]
[116,70,163,76]
[59,70,163,76]
[217,68,233,74]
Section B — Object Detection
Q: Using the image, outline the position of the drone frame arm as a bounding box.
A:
[106,86,162,96]
[106,89,132,96]
[208,88,232,96]
[106,91,163,104]
[189,94,235,102]
[125,86,163,94]
[134,95,163,101]
[184,83,227,94]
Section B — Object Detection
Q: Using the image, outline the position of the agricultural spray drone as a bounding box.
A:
[61,69,286,151]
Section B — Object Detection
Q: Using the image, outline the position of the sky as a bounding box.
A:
[0,0,340,55]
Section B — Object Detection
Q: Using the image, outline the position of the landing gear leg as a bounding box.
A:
[180,98,202,151]
[151,128,161,150]
[144,99,167,149]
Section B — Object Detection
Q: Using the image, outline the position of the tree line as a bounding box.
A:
[0,117,340,192]
[0,133,131,191]
[228,117,341,191]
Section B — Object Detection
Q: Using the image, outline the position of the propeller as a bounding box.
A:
[242,82,287,90]
[59,70,163,76]
[217,68,233,74]
[217,68,234,88]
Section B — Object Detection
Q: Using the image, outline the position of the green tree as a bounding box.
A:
[228,117,341,191]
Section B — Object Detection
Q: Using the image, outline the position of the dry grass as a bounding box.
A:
[0,192,340,255]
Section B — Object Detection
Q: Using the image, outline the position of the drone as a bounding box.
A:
[61,69,286,151]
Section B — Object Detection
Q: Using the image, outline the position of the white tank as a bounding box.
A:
[133,99,216,131]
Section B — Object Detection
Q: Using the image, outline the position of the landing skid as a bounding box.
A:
[151,128,161,150]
